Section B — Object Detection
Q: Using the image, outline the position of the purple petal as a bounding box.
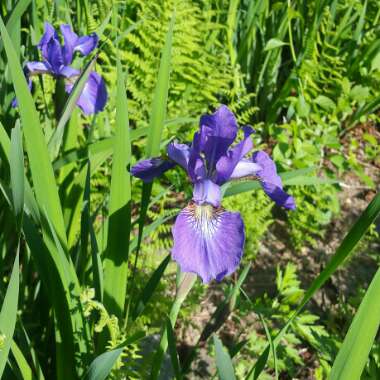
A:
[66,71,107,114]
[74,34,98,56]
[46,38,64,74]
[252,151,296,210]
[172,203,245,283]
[60,24,78,64]
[167,142,190,170]
[38,22,58,59]
[59,65,80,78]
[193,179,222,207]
[187,132,206,182]
[60,25,98,64]
[199,105,238,166]
[229,159,261,179]
[215,126,254,184]
[25,61,51,75]
[131,158,176,182]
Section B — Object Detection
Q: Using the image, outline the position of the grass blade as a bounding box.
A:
[0,121,39,223]
[102,59,131,317]
[146,11,175,157]
[214,335,237,380]
[329,266,380,380]
[10,121,24,226]
[0,252,19,377]
[166,318,182,380]
[10,340,36,380]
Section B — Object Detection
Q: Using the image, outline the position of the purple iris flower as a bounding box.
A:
[16,22,107,114]
[131,105,296,283]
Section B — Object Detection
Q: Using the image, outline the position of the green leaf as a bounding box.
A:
[247,191,380,379]
[102,59,132,317]
[0,252,19,377]
[146,11,175,157]
[83,332,145,380]
[329,266,380,380]
[314,95,336,111]
[166,318,182,380]
[214,335,236,380]
[0,14,67,248]
[10,121,24,224]
[10,341,36,380]
[264,38,287,51]
[0,121,39,223]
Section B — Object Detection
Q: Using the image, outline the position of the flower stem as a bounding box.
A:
[150,272,197,380]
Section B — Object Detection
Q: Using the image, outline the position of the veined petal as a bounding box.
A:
[74,34,98,56]
[215,126,254,184]
[167,142,190,169]
[193,179,221,207]
[199,105,238,166]
[131,158,175,182]
[65,71,107,114]
[172,203,245,284]
[252,151,296,210]
[25,61,51,75]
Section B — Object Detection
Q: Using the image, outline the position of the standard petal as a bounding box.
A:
[67,71,107,114]
[187,132,206,182]
[172,204,245,283]
[193,179,222,207]
[167,142,190,170]
[38,22,58,59]
[25,61,51,75]
[74,34,98,56]
[199,105,238,166]
[60,24,78,64]
[46,38,64,74]
[131,158,176,182]
[215,126,254,184]
[252,151,296,210]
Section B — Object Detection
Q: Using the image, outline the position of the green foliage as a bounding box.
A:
[0,0,379,379]
[236,263,339,378]
[288,184,340,248]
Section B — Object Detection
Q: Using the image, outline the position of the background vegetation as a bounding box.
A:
[0,0,379,379]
